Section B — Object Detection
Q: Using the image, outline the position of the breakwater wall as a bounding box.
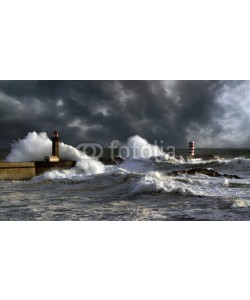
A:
[0,161,76,180]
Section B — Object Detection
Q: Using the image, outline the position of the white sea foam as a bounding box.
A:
[232,199,250,208]
[126,169,250,198]
[128,171,203,196]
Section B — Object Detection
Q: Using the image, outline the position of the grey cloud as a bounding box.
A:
[0,80,249,148]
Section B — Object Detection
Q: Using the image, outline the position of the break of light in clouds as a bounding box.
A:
[0,80,249,148]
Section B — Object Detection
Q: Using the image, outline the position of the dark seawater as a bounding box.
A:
[1,148,250,221]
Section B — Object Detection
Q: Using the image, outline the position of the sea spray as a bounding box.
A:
[7,132,51,162]
[119,135,178,173]
[6,132,105,176]
[126,135,167,158]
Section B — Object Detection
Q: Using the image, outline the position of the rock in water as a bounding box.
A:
[170,168,240,179]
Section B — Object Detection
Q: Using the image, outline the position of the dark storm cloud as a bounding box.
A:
[0,80,249,148]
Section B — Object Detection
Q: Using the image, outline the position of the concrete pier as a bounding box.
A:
[0,161,76,180]
[0,162,36,180]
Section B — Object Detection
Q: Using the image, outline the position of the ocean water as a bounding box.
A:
[0,133,250,221]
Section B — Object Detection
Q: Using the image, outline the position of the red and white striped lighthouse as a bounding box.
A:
[189,141,195,157]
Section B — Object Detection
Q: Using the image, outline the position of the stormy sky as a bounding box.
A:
[0,80,249,148]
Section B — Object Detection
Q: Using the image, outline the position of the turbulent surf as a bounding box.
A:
[1,133,250,220]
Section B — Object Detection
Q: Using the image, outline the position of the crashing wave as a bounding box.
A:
[6,131,105,176]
